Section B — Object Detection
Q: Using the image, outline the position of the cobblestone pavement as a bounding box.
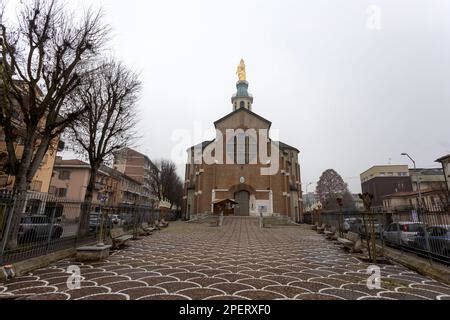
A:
[1,218,450,300]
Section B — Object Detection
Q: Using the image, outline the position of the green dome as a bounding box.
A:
[231,81,254,103]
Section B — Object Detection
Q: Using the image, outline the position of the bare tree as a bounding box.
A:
[0,0,109,247]
[68,60,141,236]
[316,169,354,211]
[149,159,183,209]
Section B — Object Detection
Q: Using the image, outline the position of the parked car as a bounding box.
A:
[383,222,424,246]
[18,215,64,244]
[89,212,113,231]
[411,225,450,258]
[342,218,381,238]
[121,212,137,226]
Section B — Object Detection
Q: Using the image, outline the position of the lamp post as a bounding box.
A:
[401,153,423,214]
[305,182,313,194]
[97,192,108,247]
[303,182,313,211]
[317,203,322,226]
[336,197,344,237]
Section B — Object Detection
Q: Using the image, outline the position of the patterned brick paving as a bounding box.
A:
[1,218,450,300]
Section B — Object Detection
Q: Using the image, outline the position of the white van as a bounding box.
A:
[383,222,424,246]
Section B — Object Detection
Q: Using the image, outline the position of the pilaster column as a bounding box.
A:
[269,190,273,214]
[211,189,216,212]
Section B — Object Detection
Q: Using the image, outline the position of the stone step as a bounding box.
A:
[191,215,219,224]
[262,216,293,227]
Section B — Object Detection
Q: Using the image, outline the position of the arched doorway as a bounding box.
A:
[234,191,250,216]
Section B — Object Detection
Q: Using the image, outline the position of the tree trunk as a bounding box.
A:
[6,172,29,249]
[78,166,99,237]
[5,136,36,250]
[85,166,97,203]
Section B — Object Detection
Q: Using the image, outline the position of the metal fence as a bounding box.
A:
[304,205,450,265]
[0,191,164,265]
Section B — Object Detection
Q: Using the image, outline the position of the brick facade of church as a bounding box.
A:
[183,77,303,222]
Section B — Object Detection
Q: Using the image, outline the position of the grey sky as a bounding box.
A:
[6,0,450,193]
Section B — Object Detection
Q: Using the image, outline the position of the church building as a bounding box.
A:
[183,60,303,222]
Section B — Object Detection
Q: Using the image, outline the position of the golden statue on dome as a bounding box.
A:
[236,59,246,81]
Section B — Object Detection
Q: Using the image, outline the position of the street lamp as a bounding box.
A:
[97,192,108,247]
[305,182,313,194]
[303,182,313,210]
[336,197,344,237]
[401,153,423,213]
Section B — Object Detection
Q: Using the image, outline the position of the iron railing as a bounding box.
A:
[304,205,450,265]
[0,190,166,265]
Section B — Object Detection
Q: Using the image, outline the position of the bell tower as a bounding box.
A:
[232,59,253,111]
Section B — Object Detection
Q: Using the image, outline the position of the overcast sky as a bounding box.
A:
[7,0,450,193]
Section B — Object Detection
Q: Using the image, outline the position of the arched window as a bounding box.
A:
[236,132,246,164]
[240,101,245,109]
[226,136,235,164]
[247,134,257,164]
[228,130,258,165]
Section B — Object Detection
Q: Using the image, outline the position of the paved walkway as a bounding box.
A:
[1,218,450,300]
